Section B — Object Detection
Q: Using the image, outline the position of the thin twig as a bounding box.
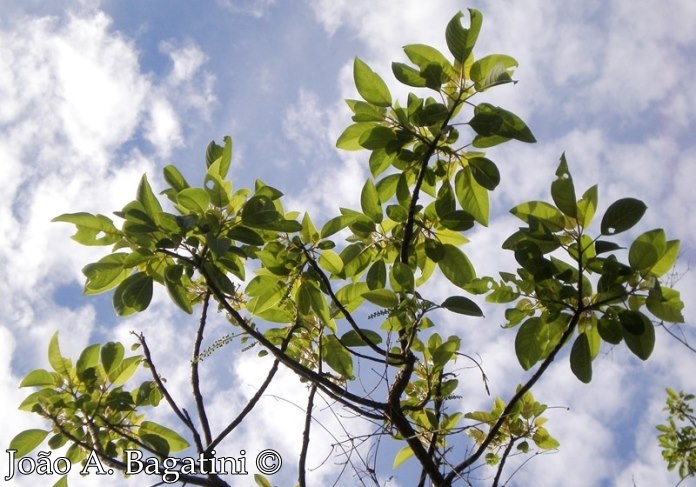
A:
[192,290,213,447]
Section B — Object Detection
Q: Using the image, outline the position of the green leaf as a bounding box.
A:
[163,164,190,192]
[551,154,577,218]
[392,62,427,87]
[469,157,500,191]
[206,135,233,179]
[76,343,101,377]
[52,475,68,487]
[629,229,666,272]
[52,212,122,246]
[650,240,680,277]
[101,341,125,376]
[440,296,483,316]
[246,276,286,315]
[510,201,565,229]
[164,265,193,314]
[322,335,355,379]
[139,421,190,454]
[113,272,153,316]
[402,44,453,89]
[620,311,655,360]
[577,185,598,228]
[390,262,414,293]
[137,174,163,220]
[82,253,130,295]
[438,244,476,289]
[360,179,382,223]
[469,103,536,143]
[9,429,49,458]
[48,332,69,375]
[646,286,684,323]
[597,318,623,345]
[19,369,56,387]
[454,167,489,226]
[359,126,397,150]
[254,474,273,487]
[570,333,592,383]
[446,9,482,64]
[600,197,647,235]
[393,445,414,469]
[241,195,281,228]
[341,329,383,347]
[109,355,142,386]
[353,57,392,107]
[177,187,211,214]
[362,289,399,308]
[336,122,377,151]
[366,260,387,290]
[515,317,545,370]
[470,54,517,91]
[319,249,344,275]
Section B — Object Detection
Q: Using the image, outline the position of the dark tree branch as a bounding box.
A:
[299,383,318,487]
[192,290,213,447]
[134,331,205,453]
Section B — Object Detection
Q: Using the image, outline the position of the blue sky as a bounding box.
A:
[1,1,695,486]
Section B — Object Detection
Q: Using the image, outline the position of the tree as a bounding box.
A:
[10,8,685,487]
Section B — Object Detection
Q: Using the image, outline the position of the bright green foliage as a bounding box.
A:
[657,388,696,480]
[14,9,685,487]
[12,333,183,486]
[478,156,683,383]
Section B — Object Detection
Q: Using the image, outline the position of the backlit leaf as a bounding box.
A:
[570,333,592,383]
[438,244,475,289]
[354,57,392,107]
[322,335,355,379]
[9,429,49,458]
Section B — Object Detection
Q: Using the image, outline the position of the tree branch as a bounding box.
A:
[192,290,213,447]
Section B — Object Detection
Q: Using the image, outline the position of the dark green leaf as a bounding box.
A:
[597,318,623,345]
[390,262,414,293]
[621,312,655,360]
[454,167,489,226]
[469,103,536,143]
[600,197,647,235]
[440,296,483,316]
[469,157,500,191]
[392,62,427,87]
[341,329,383,347]
[570,333,592,383]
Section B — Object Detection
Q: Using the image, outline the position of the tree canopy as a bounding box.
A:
[10,8,688,487]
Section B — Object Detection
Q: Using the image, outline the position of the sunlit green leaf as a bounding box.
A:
[646,287,684,323]
[629,229,666,272]
[52,212,122,246]
[322,335,355,379]
[438,244,476,289]
[650,240,680,277]
[113,272,153,316]
[392,62,427,87]
[82,253,130,295]
[336,122,377,151]
[19,369,56,388]
[163,164,190,192]
[360,179,382,223]
[109,355,142,386]
[177,187,210,214]
[455,167,489,226]
[470,54,517,91]
[390,262,414,293]
[393,445,414,469]
[354,57,392,107]
[362,289,399,308]
[48,332,69,375]
[9,429,49,458]
[137,174,163,221]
